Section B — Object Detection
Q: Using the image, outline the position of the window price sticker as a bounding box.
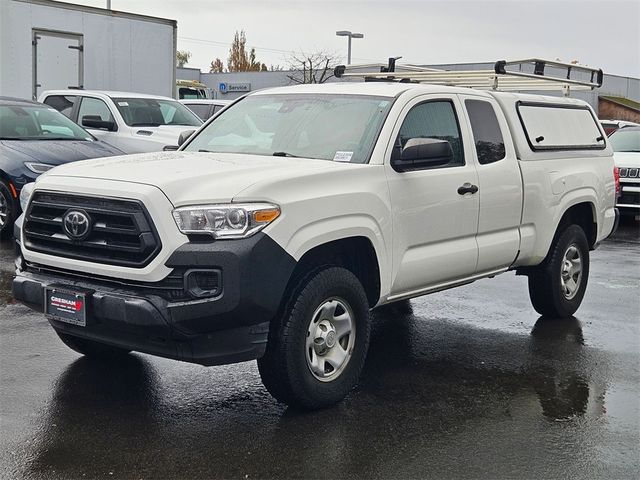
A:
[334,151,353,162]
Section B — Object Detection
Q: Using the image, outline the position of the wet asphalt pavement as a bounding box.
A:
[1,220,639,480]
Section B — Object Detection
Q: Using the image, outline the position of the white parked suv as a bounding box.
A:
[15,76,618,409]
[609,126,640,213]
[39,90,202,153]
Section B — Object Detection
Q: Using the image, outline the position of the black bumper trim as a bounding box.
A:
[12,232,297,366]
[12,273,269,366]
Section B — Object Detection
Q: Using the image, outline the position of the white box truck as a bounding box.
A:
[0,0,176,99]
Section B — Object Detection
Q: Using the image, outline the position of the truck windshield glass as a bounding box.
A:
[184,94,393,163]
[112,98,202,127]
[609,128,640,152]
[0,105,93,140]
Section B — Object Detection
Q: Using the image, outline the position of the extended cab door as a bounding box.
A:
[385,95,480,298]
[459,95,523,272]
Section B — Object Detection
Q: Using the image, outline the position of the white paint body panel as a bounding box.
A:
[19,82,616,306]
[382,93,480,294]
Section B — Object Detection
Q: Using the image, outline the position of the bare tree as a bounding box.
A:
[176,50,191,68]
[286,51,340,84]
[210,58,225,73]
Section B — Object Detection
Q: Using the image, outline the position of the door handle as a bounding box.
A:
[457,183,479,195]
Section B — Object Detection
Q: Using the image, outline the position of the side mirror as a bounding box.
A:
[391,138,453,172]
[82,115,116,132]
[178,130,196,147]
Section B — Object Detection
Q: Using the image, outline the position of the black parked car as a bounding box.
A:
[0,97,124,237]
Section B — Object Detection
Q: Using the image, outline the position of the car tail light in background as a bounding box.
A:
[613,166,621,198]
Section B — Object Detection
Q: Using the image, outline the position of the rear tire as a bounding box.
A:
[56,332,131,358]
[528,224,590,318]
[258,267,371,410]
[0,181,16,239]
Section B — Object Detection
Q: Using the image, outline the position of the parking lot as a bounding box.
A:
[0,219,637,480]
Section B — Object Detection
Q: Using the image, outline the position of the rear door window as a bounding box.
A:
[465,99,506,164]
[43,95,78,119]
[517,103,605,150]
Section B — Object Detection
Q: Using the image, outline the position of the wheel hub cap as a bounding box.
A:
[560,244,583,300]
[306,298,355,382]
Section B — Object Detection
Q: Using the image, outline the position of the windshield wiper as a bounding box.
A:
[131,123,161,127]
[273,151,302,158]
[33,137,82,141]
[198,149,216,153]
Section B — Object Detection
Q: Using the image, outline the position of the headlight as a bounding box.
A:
[172,203,280,239]
[25,162,54,175]
[19,182,35,211]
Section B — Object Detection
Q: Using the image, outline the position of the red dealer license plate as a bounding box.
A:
[45,288,87,327]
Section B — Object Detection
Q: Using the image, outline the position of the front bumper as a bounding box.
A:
[617,182,640,212]
[13,232,296,366]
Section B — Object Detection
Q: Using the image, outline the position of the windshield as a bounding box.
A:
[183,94,394,163]
[609,129,640,152]
[179,87,207,99]
[0,104,93,141]
[112,98,202,127]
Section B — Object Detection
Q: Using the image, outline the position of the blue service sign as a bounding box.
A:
[218,82,250,94]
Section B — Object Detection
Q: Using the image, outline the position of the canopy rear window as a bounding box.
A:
[516,102,605,151]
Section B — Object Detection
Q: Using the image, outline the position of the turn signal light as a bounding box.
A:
[254,209,280,223]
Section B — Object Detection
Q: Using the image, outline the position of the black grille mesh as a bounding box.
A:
[24,192,161,267]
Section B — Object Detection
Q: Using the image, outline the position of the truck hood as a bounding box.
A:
[45,151,343,205]
[613,151,640,168]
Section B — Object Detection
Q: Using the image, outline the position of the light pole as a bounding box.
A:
[336,30,364,65]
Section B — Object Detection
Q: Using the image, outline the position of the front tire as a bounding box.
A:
[0,181,16,239]
[56,332,131,358]
[528,225,590,318]
[258,267,371,410]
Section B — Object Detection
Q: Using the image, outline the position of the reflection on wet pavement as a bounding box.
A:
[14,315,619,479]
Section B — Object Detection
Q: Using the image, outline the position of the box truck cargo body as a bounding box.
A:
[0,0,176,99]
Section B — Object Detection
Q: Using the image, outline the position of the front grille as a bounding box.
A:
[24,192,162,268]
[618,190,640,206]
[619,167,639,179]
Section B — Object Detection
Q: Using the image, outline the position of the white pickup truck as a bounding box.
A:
[14,63,619,409]
[39,90,203,154]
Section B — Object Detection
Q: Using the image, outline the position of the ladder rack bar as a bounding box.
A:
[334,57,604,93]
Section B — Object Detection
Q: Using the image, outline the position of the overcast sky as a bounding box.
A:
[61,0,640,77]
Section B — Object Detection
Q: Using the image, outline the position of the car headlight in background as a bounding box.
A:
[172,203,280,239]
[19,182,35,211]
[24,162,54,175]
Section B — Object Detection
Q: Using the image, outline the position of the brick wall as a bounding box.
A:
[598,98,640,122]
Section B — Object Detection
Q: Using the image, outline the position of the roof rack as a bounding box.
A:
[333,58,604,96]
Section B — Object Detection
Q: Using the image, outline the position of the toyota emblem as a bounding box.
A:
[62,210,91,240]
